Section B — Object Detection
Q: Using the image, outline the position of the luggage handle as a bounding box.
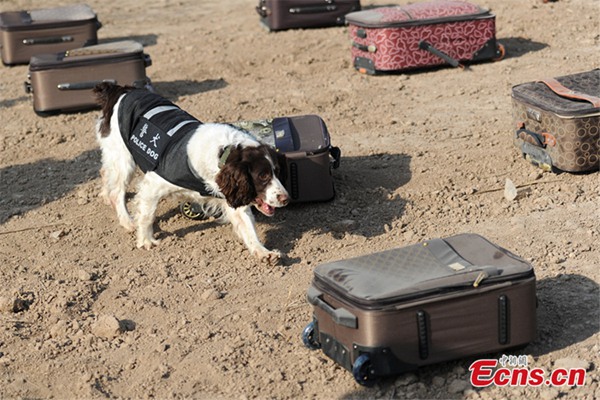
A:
[330,146,341,169]
[540,77,600,108]
[57,79,116,91]
[255,0,269,18]
[352,41,376,53]
[307,286,357,329]
[515,127,556,148]
[418,40,465,69]
[23,36,74,46]
[289,5,337,14]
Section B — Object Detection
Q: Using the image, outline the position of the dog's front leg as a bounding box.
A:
[227,206,281,265]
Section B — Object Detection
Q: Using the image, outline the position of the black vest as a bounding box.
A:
[118,89,212,196]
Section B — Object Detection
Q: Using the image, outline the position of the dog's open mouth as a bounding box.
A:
[255,197,275,216]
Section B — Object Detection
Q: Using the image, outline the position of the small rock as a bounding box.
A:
[447,378,469,394]
[504,178,518,201]
[432,376,445,387]
[554,357,590,371]
[77,269,92,281]
[395,372,418,386]
[0,296,14,313]
[91,315,122,339]
[329,219,357,232]
[540,388,559,400]
[50,229,67,241]
[50,320,68,338]
[201,288,221,301]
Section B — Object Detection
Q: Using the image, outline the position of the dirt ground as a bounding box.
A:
[1,0,599,399]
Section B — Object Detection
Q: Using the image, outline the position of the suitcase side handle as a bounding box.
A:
[418,40,465,69]
[57,79,116,91]
[23,36,74,46]
[307,286,357,329]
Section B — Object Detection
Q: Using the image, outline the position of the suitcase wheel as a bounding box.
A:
[493,43,506,62]
[180,202,207,220]
[352,354,377,387]
[301,321,321,350]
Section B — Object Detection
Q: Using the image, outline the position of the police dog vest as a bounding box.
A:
[118,89,212,196]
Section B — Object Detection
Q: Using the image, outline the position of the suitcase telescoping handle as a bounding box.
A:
[418,40,465,69]
[307,286,357,329]
[57,79,116,91]
[23,36,74,46]
[515,127,556,149]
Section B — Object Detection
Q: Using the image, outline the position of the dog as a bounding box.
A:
[93,82,289,265]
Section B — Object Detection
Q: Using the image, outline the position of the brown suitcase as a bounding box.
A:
[511,69,600,173]
[302,234,537,386]
[24,40,152,115]
[0,4,100,66]
[256,0,361,31]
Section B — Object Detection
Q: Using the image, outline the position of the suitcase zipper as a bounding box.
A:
[29,52,145,71]
[313,268,535,310]
[347,9,492,29]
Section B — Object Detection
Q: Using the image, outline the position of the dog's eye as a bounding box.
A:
[258,172,270,182]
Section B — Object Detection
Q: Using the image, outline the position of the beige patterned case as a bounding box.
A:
[511,69,600,173]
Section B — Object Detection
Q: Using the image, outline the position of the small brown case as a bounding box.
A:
[0,4,100,65]
[25,40,152,115]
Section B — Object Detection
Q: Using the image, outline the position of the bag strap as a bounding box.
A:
[540,77,600,108]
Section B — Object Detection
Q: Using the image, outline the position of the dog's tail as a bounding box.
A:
[93,82,133,137]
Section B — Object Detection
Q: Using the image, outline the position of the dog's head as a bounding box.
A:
[215,144,289,216]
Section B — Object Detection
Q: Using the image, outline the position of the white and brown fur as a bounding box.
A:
[93,83,289,265]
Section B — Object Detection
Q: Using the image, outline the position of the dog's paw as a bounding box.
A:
[136,236,161,250]
[257,249,282,266]
[119,218,136,232]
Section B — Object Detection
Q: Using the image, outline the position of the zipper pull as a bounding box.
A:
[473,271,489,288]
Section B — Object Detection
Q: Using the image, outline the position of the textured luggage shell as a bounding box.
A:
[233,115,341,203]
[511,69,600,173]
[304,234,537,385]
[25,40,152,115]
[346,0,502,74]
[256,0,361,31]
[0,4,100,65]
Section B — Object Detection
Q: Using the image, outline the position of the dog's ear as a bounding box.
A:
[215,153,256,208]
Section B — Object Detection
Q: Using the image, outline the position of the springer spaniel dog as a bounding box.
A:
[93,82,289,265]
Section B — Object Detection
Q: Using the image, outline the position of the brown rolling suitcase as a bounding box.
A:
[345,0,504,74]
[24,40,152,115]
[256,0,361,31]
[511,69,600,173]
[302,234,537,386]
[0,4,100,66]
[181,115,341,219]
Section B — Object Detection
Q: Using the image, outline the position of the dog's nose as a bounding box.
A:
[278,193,289,206]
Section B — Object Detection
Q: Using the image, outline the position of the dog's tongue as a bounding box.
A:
[256,198,275,216]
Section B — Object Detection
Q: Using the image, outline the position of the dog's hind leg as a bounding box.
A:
[101,154,136,232]
[96,113,136,231]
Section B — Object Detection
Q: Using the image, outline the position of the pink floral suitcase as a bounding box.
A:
[346,0,505,74]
